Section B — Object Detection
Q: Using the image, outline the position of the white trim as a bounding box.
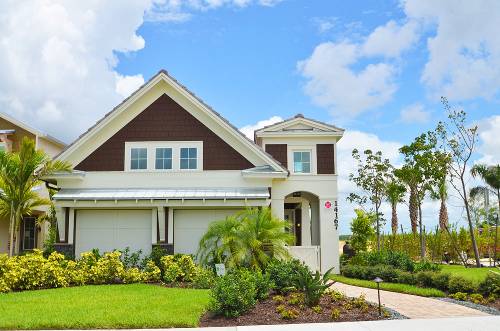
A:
[292,150,312,174]
[124,141,203,172]
[256,117,344,135]
[57,72,287,174]
[257,131,343,138]
[288,145,317,175]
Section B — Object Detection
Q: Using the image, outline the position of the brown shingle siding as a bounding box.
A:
[317,144,335,174]
[265,144,287,169]
[75,94,254,171]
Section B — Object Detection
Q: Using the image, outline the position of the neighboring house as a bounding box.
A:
[48,70,344,272]
[0,113,66,254]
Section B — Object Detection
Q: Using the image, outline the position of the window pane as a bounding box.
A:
[294,152,301,162]
[131,148,139,159]
[294,162,303,173]
[189,159,197,169]
[302,152,310,162]
[189,148,197,158]
[180,148,189,158]
[139,148,147,159]
[302,162,311,173]
[139,159,147,169]
[180,159,189,169]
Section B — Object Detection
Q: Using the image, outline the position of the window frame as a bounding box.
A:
[293,150,312,174]
[22,217,37,251]
[124,141,203,172]
[130,147,148,171]
[155,147,173,170]
[179,147,198,170]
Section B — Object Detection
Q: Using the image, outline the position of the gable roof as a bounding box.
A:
[254,113,344,141]
[57,70,287,173]
[0,112,66,147]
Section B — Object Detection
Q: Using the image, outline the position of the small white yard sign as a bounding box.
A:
[215,263,226,276]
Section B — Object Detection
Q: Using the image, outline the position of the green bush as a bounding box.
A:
[160,254,199,283]
[416,271,436,288]
[266,258,306,293]
[293,266,334,307]
[191,267,216,289]
[144,246,169,272]
[209,270,257,317]
[431,272,450,291]
[395,271,417,285]
[414,260,441,272]
[469,293,485,304]
[448,275,477,294]
[253,271,273,300]
[450,292,468,301]
[478,273,500,298]
[353,251,415,272]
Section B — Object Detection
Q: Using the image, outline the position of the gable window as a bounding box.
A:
[180,147,197,170]
[293,151,311,173]
[130,148,147,170]
[155,148,173,170]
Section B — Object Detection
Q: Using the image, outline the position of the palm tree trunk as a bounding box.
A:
[419,203,425,259]
[409,188,418,234]
[439,198,449,231]
[8,210,14,257]
[462,179,481,267]
[391,202,398,235]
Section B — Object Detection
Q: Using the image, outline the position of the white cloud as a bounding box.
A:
[298,16,419,118]
[362,20,419,58]
[115,74,145,99]
[313,17,337,33]
[0,0,155,142]
[297,42,398,117]
[403,0,500,100]
[239,116,283,139]
[477,115,500,164]
[400,103,430,123]
[146,0,282,22]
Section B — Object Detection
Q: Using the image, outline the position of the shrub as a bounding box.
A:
[431,272,450,291]
[280,308,299,320]
[253,271,273,300]
[266,258,306,293]
[142,260,161,282]
[312,305,322,313]
[191,267,216,289]
[177,255,197,282]
[478,273,500,298]
[353,251,415,272]
[120,247,143,269]
[208,271,257,317]
[450,292,468,301]
[330,290,345,302]
[469,293,485,304]
[288,292,304,305]
[145,246,169,272]
[293,266,334,307]
[330,308,341,320]
[272,295,285,303]
[395,271,417,285]
[160,254,200,283]
[416,271,436,288]
[414,260,440,272]
[123,267,143,283]
[448,275,477,294]
[88,251,125,284]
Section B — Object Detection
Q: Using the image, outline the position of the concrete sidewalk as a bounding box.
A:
[50,316,500,331]
[333,282,489,319]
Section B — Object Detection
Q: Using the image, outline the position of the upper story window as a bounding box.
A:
[130,148,147,170]
[155,148,172,170]
[180,147,197,170]
[293,151,311,174]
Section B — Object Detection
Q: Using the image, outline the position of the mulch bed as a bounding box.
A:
[200,291,390,327]
[485,298,500,311]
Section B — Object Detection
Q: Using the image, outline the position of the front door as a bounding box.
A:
[21,217,37,251]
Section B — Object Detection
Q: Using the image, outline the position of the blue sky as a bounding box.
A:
[0,0,499,234]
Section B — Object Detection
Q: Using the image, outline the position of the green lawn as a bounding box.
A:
[331,275,445,297]
[0,284,210,329]
[440,265,498,284]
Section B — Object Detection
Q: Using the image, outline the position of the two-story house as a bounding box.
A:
[0,113,66,254]
[48,70,344,272]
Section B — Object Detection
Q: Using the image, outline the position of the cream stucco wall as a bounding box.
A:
[0,217,9,254]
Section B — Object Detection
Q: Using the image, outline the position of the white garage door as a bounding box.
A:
[174,209,241,256]
[75,209,152,258]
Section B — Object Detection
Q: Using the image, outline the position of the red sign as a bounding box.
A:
[324,201,332,209]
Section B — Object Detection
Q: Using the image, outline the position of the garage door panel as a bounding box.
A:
[75,209,151,258]
[174,209,241,256]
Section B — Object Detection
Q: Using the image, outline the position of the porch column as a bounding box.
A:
[67,208,75,245]
[301,201,311,246]
[167,208,174,244]
[55,207,66,242]
[157,207,166,242]
[271,198,285,220]
[151,209,158,244]
[319,198,339,273]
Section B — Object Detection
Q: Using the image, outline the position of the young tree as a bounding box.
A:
[395,133,449,259]
[385,179,406,235]
[350,209,376,252]
[0,137,71,256]
[348,149,392,251]
[470,164,500,266]
[435,98,481,267]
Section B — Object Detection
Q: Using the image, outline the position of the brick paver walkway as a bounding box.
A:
[332,282,489,319]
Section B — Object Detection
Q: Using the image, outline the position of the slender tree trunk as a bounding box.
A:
[375,204,380,252]
[495,188,499,267]
[391,202,398,235]
[439,198,449,231]
[8,210,14,257]
[419,203,425,259]
[462,179,481,267]
[409,187,418,234]
[444,224,468,267]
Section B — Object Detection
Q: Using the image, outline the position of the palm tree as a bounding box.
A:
[471,164,500,266]
[197,207,294,270]
[385,180,406,235]
[431,179,449,231]
[0,137,71,256]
